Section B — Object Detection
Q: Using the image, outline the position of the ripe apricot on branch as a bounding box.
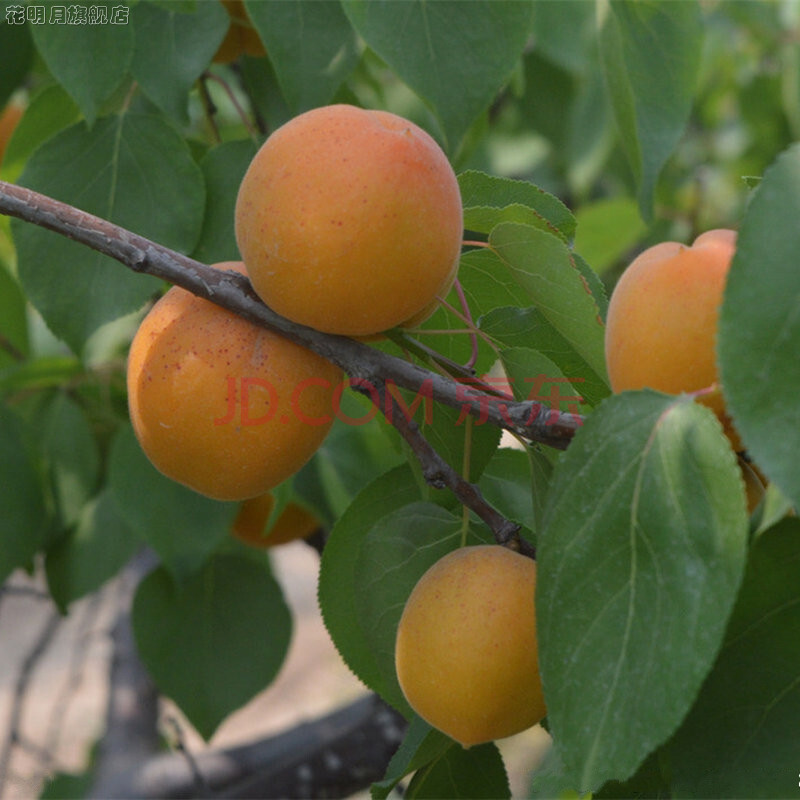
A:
[232,492,320,548]
[604,229,740,445]
[127,262,341,501]
[234,104,463,337]
[395,545,546,748]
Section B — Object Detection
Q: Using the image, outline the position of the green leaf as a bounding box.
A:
[718,143,800,510]
[39,770,93,800]
[130,0,229,123]
[0,401,47,583]
[12,113,205,354]
[538,390,749,790]
[342,1,534,153]
[488,222,608,381]
[573,196,646,276]
[35,392,99,527]
[478,447,535,540]
[500,347,591,421]
[528,744,583,799]
[318,465,423,703]
[354,502,473,711]
[480,306,610,407]
[0,6,34,109]
[192,139,259,265]
[0,356,83,395]
[45,490,141,611]
[132,552,292,740]
[108,425,237,579]
[457,248,526,321]
[459,170,576,241]
[0,260,28,369]
[406,741,509,799]
[599,0,703,220]
[294,393,404,527]
[29,4,134,125]
[530,0,597,74]
[3,84,81,169]
[670,518,800,798]
[245,0,359,113]
[413,392,502,489]
[372,716,453,800]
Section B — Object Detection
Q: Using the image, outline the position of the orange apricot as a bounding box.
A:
[213,0,266,64]
[395,545,545,748]
[234,104,463,337]
[232,492,320,548]
[604,229,741,446]
[127,262,342,501]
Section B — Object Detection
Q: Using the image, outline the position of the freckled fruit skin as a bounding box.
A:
[234,104,463,337]
[395,545,546,748]
[232,491,320,548]
[127,262,342,501]
[604,229,740,446]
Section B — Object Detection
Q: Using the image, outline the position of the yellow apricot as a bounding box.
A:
[213,0,266,64]
[127,262,342,501]
[604,229,741,447]
[232,491,320,548]
[235,104,463,337]
[395,545,546,748]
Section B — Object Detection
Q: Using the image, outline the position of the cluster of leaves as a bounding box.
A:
[1,1,800,798]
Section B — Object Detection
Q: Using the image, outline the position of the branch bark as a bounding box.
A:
[0,180,582,451]
[106,694,405,799]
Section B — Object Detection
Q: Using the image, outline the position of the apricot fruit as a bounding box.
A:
[213,0,266,64]
[395,545,546,748]
[232,492,320,548]
[234,104,463,337]
[604,229,741,446]
[127,262,342,501]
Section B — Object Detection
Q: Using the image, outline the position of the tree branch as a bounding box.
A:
[0,180,582,451]
[110,694,406,799]
[369,379,535,557]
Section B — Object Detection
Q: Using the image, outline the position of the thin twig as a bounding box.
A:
[164,716,212,798]
[203,71,260,142]
[0,332,25,362]
[367,379,535,557]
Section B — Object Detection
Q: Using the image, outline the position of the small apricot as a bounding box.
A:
[232,492,320,548]
[127,262,341,501]
[395,545,545,748]
[604,229,740,446]
[235,104,463,337]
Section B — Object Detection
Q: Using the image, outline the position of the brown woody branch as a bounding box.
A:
[0,181,580,548]
[0,180,582,448]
